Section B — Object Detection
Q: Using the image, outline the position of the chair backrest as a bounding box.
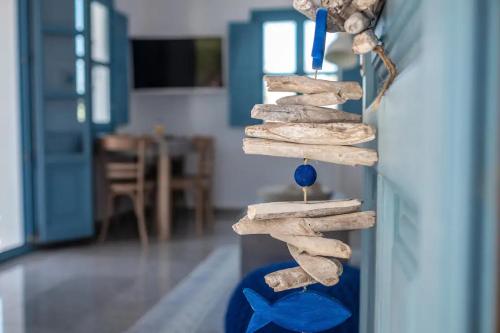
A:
[99,135,150,191]
[192,136,214,179]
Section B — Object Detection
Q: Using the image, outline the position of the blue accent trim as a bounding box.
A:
[0,245,32,264]
[470,0,499,331]
[41,26,78,36]
[228,22,262,127]
[31,0,47,240]
[296,16,305,77]
[18,0,34,241]
[311,8,327,70]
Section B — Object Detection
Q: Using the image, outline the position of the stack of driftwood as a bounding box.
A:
[233,75,378,292]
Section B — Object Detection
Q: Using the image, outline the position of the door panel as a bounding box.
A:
[362,14,431,329]
[43,36,77,93]
[374,175,419,333]
[44,162,91,241]
[361,0,498,332]
[41,0,75,27]
[31,0,93,243]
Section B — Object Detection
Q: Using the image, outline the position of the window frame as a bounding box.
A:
[251,9,338,104]
[90,0,113,133]
[252,9,306,79]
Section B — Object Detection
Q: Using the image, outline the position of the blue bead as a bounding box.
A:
[294,164,317,187]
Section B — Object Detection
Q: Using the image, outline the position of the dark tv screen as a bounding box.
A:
[132,38,223,89]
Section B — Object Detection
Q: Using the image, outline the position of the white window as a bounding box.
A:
[91,1,111,125]
[262,18,338,104]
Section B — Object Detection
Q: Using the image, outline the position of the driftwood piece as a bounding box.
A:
[295,0,384,33]
[352,29,379,54]
[288,244,342,285]
[243,138,378,166]
[306,211,376,232]
[319,0,350,29]
[245,122,375,145]
[264,76,362,97]
[277,92,356,107]
[233,211,376,236]
[234,215,318,236]
[251,104,361,124]
[293,0,339,32]
[247,199,361,221]
[264,266,319,292]
[272,234,352,258]
[352,0,378,10]
[344,12,370,34]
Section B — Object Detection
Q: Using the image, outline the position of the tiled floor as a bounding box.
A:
[0,210,241,333]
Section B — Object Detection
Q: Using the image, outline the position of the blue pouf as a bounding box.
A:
[225,261,360,333]
[294,164,317,187]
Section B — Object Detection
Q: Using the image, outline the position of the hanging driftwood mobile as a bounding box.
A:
[236,57,379,290]
[237,3,388,332]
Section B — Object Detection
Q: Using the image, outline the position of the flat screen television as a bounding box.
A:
[132,38,223,89]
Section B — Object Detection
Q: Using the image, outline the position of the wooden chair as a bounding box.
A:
[170,136,215,235]
[98,135,155,245]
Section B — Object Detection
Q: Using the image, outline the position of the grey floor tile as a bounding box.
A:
[0,210,241,333]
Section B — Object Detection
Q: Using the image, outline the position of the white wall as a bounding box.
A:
[0,0,24,251]
[115,0,362,208]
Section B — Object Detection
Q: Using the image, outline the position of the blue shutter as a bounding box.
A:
[228,22,262,127]
[111,11,129,126]
[31,0,93,242]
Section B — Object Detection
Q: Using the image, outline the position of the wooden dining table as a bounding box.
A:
[155,135,193,240]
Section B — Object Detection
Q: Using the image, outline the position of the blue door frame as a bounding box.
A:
[30,0,94,243]
[2,0,129,263]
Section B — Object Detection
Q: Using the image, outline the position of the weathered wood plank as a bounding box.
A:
[247,199,361,221]
[288,244,342,285]
[272,234,352,258]
[243,138,378,166]
[293,0,340,32]
[264,248,344,291]
[352,29,378,54]
[251,104,361,123]
[276,91,361,107]
[344,12,370,34]
[245,122,376,145]
[352,0,378,10]
[233,211,376,236]
[264,75,362,97]
[264,266,319,292]
[234,215,318,236]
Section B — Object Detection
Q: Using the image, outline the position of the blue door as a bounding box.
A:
[360,0,499,332]
[31,0,93,242]
[229,21,262,127]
